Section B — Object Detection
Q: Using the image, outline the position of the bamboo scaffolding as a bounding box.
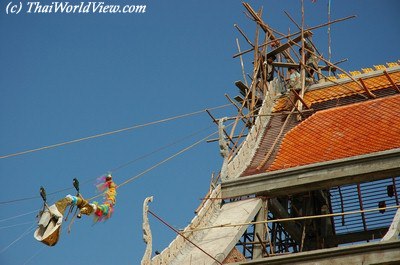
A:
[242,2,295,63]
[288,40,369,97]
[233,15,356,58]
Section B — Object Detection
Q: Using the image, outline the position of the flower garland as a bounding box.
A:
[92,174,117,223]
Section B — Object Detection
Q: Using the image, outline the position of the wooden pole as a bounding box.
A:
[358,78,377,98]
[236,38,249,88]
[225,94,251,125]
[315,67,367,98]
[383,70,400,93]
[251,11,260,115]
[328,0,332,72]
[284,10,326,67]
[289,40,368,94]
[234,24,254,47]
[242,2,295,63]
[233,15,356,58]
[298,0,306,116]
[206,109,235,146]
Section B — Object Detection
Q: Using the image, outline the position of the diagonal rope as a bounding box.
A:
[0,221,36,254]
[0,221,34,230]
[148,209,223,265]
[0,125,215,205]
[108,124,214,173]
[0,209,39,222]
[88,128,220,201]
[0,104,230,159]
[22,246,45,265]
[0,123,228,223]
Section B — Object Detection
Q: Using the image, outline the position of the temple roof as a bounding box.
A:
[272,68,400,112]
[268,94,400,171]
[234,66,400,177]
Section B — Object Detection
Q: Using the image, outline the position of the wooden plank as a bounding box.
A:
[234,95,261,108]
[235,80,250,96]
[234,95,247,107]
[271,62,300,69]
[267,30,312,58]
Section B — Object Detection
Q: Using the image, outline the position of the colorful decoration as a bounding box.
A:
[92,174,117,223]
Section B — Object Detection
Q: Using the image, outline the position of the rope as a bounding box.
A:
[181,204,400,233]
[0,221,34,230]
[0,103,231,159]
[22,246,44,265]
[108,124,214,173]
[0,187,75,205]
[0,125,214,205]
[0,209,39,222]
[88,129,219,201]
[0,221,36,254]
[0,123,224,225]
[148,209,223,265]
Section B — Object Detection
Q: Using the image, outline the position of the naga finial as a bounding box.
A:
[141,196,154,265]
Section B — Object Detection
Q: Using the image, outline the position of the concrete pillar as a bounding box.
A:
[253,200,266,259]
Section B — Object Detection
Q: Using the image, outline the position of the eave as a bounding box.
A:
[222,148,400,198]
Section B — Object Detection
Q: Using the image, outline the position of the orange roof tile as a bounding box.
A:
[273,70,400,112]
[267,94,400,171]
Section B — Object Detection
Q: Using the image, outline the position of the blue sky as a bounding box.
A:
[0,1,399,264]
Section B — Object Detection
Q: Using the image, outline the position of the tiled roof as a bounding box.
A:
[267,94,400,171]
[273,69,400,112]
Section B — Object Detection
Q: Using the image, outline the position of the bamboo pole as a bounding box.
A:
[250,7,262,115]
[233,15,356,58]
[242,2,295,63]
[224,94,251,125]
[234,24,254,47]
[236,38,249,88]
[289,40,368,95]
[284,10,324,64]
[298,0,306,116]
[205,109,235,146]
[383,70,400,93]
[315,68,367,98]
